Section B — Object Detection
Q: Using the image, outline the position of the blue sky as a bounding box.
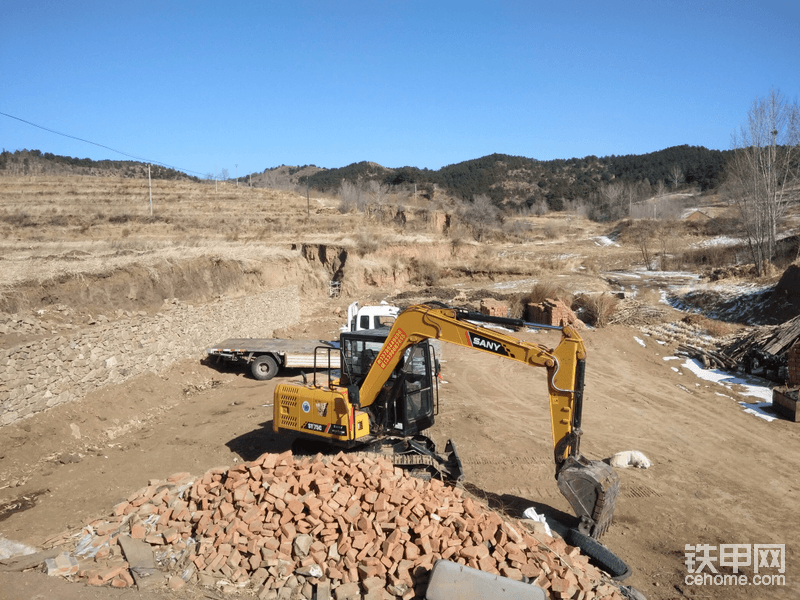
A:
[2,1,798,177]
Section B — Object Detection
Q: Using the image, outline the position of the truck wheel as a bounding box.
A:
[251,355,279,380]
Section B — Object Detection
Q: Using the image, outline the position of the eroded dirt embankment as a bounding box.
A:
[0,256,304,317]
[0,240,498,321]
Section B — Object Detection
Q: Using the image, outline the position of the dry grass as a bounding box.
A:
[681,314,738,338]
[0,174,767,310]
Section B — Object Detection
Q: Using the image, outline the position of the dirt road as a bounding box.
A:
[1,315,798,599]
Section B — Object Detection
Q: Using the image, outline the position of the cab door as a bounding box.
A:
[401,344,436,434]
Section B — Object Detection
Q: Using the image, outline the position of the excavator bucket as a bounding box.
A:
[556,456,619,539]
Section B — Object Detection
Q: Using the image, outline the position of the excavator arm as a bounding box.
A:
[350,303,619,537]
[354,305,583,460]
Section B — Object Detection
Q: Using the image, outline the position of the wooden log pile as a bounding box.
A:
[676,344,737,370]
[42,450,628,600]
[719,315,800,364]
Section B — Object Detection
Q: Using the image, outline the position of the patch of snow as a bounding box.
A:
[592,236,619,247]
[634,336,646,347]
[678,358,777,421]
[692,236,744,248]
[632,268,702,280]
[491,278,538,290]
[740,403,777,422]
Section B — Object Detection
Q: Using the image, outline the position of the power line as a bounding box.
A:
[0,110,206,177]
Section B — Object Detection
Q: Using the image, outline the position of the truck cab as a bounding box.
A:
[342,302,400,333]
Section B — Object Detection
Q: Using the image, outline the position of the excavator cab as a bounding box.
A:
[340,330,438,437]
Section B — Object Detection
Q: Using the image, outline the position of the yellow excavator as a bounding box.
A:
[273,303,620,539]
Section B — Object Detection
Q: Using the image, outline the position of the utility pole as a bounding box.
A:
[236,164,238,187]
[306,177,310,217]
[148,164,153,216]
[215,165,217,195]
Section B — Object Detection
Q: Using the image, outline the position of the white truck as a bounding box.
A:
[341,302,399,333]
[206,302,400,381]
[205,339,341,381]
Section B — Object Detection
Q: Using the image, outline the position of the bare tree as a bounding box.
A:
[590,182,627,221]
[459,194,500,242]
[725,88,800,275]
[602,182,626,219]
[670,164,683,190]
[654,180,666,218]
[220,168,230,180]
[338,180,362,214]
[366,180,390,220]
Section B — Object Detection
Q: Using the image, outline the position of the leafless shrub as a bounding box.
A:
[409,258,440,286]
[563,198,590,218]
[497,220,536,243]
[338,180,361,213]
[526,282,572,306]
[353,230,380,256]
[679,245,740,270]
[574,293,619,327]
[528,199,549,216]
[580,257,598,273]
[543,224,565,240]
[449,236,467,256]
[1,211,36,227]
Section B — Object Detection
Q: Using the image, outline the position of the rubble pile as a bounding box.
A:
[43,450,626,599]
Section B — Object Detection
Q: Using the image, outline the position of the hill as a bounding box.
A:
[1,145,732,218]
[0,149,199,182]
[303,146,732,207]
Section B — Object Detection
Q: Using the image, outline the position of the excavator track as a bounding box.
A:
[360,436,465,483]
[291,435,465,484]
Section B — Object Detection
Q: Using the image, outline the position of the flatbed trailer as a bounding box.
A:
[205,338,340,381]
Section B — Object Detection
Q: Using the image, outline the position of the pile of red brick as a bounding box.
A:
[45,450,626,599]
[479,299,510,318]
[526,299,584,329]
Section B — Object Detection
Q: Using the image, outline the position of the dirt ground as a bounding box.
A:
[1,297,798,600]
[2,176,798,599]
